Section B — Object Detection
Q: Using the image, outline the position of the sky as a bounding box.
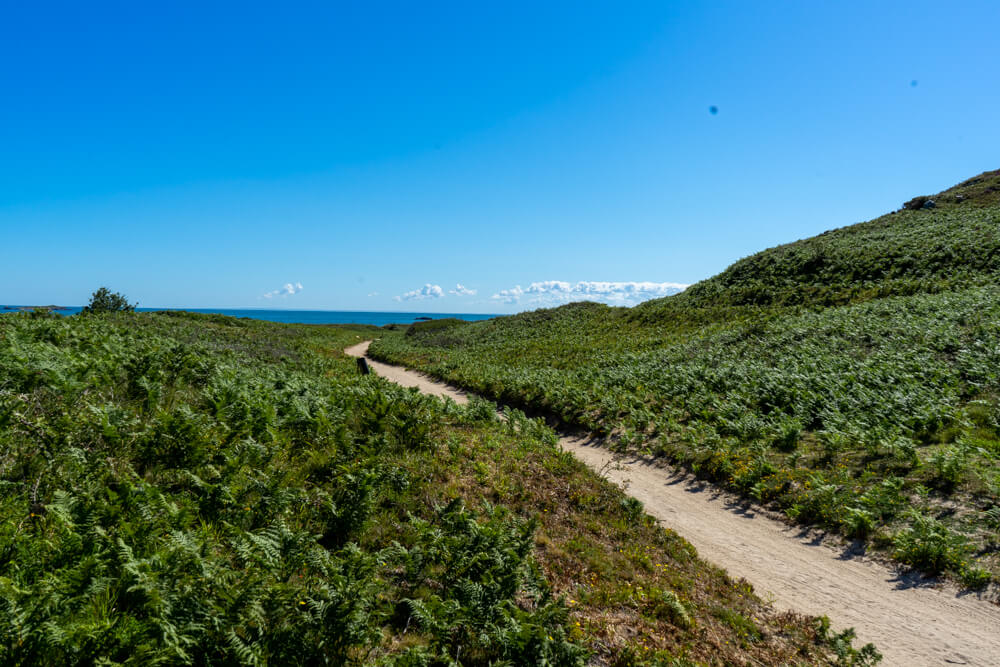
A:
[2,1,998,313]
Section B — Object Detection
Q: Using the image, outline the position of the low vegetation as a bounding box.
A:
[370,170,1000,588]
[0,309,874,664]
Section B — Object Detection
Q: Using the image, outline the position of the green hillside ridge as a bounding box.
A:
[0,310,875,665]
[677,168,1000,308]
[369,169,1000,588]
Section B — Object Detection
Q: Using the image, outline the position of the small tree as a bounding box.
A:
[81,287,136,314]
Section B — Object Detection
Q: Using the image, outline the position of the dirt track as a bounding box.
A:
[345,341,1000,666]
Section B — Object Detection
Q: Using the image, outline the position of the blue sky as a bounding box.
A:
[2,1,998,313]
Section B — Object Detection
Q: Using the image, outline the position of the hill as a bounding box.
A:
[0,310,871,664]
[675,169,1000,308]
[369,170,1000,588]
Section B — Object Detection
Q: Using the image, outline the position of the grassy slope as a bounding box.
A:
[0,311,871,665]
[674,169,1000,308]
[369,170,1000,587]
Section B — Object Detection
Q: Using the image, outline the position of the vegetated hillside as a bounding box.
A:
[369,170,1000,588]
[0,311,873,665]
[674,169,1000,308]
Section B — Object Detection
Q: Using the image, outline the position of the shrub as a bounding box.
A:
[843,507,876,539]
[903,196,929,211]
[773,419,801,452]
[891,511,970,574]
[80,287,136,314]
[815,616,883,666]
[928,444,971,490]
[712,608,761,644]
[961,565,992,589]
[651,590,691,629]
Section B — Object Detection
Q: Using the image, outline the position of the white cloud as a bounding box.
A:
[526,280,572,294]
[449,283,477,296]
[394,283,445,302]
[492,285,524,304]
[367,292,379,297]
[263,282,304,299]
[491,280,688,307]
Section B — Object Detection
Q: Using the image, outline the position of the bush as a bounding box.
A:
[928,444,970,490]
[651,590,691,629]
[80,287,136,314]
[891,511,970,574]
[961,565,992,589]
[815,616,883,666]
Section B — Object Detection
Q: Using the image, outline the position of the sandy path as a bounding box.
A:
[345,341,1000,666]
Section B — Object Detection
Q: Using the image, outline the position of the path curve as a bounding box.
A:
[345,341,1000,666]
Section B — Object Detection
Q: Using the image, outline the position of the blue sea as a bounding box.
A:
[1,306,500,326]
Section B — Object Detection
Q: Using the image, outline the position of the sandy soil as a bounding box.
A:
[345,341,1000,665]
[346,341,474,403]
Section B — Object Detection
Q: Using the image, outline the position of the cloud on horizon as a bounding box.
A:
[449,283,477,296]
[394,283,445,302]
[263,282,303,299]
[491,280,688,306]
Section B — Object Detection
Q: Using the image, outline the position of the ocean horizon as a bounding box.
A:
[1,306,501,326]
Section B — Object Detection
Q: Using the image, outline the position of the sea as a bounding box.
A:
[1,306,500,327]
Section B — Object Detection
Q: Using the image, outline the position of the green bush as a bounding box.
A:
[891,512,970,575]
[815,616,883,666]
[80,286,136,314]
[650,590,691,629]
